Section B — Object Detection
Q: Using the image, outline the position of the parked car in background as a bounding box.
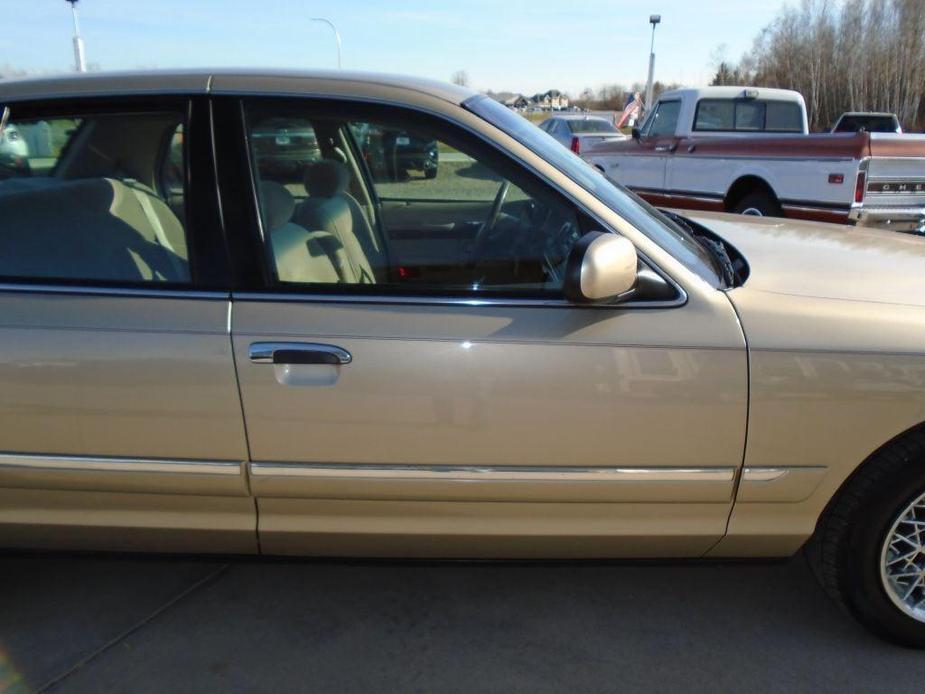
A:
[539,114,625,154]
[353,123,439,180]
[832,112,903,134]
[251,117,321,182]
[4,70,925,647]
[584,86,925,234]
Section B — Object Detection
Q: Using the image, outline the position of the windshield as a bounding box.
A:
[835,115,899,133]
[464,94,721,286]
[567,118,619,134]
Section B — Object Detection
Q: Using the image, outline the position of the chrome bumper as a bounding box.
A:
[850,205,925,234]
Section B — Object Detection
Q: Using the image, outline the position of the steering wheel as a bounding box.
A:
[470,180,510,263]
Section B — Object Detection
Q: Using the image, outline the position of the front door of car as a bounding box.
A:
[608,99,681,193]
[222,96,747,558]
[0,97,254,553]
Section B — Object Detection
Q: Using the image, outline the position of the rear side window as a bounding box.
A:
[0,110,191,285]
[694,99,803,133]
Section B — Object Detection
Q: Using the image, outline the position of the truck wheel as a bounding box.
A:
[808,428,925,647]
[733,191,780,217]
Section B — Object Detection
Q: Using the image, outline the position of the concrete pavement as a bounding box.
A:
[2,553,923,693]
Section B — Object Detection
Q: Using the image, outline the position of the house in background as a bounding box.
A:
[530,90,569,111]
[503,94,530,110]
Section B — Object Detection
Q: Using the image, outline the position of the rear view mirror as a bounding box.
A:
[564,232,638,304]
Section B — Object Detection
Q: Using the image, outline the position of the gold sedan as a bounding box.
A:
[0,70,924,646]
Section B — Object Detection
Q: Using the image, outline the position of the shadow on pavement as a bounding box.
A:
[2,553,923,693]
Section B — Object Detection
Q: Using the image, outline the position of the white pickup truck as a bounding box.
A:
[583,86,925,233]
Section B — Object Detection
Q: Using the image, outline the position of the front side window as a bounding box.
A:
[245,101,584,297]
[645,101,681,138]
[0,108,191,285]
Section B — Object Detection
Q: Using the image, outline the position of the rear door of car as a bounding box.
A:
[0,95,255,553]
[213,91,747,559]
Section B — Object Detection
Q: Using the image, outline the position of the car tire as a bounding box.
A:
[808,428,925,647]
[424,167,437,179]
[733,191,781,217]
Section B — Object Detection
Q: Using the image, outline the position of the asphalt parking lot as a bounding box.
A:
[3,552,925,693]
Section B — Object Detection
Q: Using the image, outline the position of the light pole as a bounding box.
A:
[65,0,87,73]
[311,18,342,69]
[644,14,661,116]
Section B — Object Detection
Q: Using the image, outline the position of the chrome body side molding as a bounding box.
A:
[0,453,248,496]
[737,466,828,503]
[249,463,737,503]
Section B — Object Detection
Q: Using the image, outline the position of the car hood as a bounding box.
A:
[683,211,925,307]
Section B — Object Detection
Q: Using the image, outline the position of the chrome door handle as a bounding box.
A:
[249,342,352,365]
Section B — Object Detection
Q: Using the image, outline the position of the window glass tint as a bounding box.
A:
[766,101,804,132]
[246,103,584,297]
[694,101,733,131]
[646,101,680,137]
[735,101,764,130]
[0,112,191,284]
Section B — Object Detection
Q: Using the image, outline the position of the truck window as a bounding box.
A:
[645,100,681,137]
[694,99,803,133]
[735,101,763,131]
[765,101,803,132]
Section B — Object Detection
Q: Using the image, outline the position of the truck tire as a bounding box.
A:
[733,191,781,217]
[808,428,925,647]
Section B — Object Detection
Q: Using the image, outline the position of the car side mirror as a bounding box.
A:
[631,126,641,140]
[564,232,638,304]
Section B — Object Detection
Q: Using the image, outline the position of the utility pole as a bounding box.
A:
[311,18,342,69]
[66,0,87,73]
[644,14,661,115]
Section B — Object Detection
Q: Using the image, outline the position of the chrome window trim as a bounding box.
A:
[235,92,690,308]
[0,283,228,300]
[232,290,685,310]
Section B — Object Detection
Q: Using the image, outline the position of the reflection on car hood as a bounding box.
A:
[684,211,925,307]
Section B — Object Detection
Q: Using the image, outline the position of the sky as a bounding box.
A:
[1,0,789,95]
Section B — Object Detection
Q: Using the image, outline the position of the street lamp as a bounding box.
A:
[65,0,87,73]
[644,14,661,115]
[311,18,342,69]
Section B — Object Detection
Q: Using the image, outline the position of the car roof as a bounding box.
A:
[0,68,476,106]
[837,112,897,118]
[656,86,803,102]
[554,114,611,120]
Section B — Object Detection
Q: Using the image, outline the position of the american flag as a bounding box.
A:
[617,92,644,129]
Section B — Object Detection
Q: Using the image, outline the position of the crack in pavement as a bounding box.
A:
[36,563,230,693]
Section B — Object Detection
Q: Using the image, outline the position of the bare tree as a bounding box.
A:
[451,70,470,88]
[721,0,925,130]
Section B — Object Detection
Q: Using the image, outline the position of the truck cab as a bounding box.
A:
[585,87,925,233]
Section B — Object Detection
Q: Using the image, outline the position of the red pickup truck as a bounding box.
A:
[583,87,925,234]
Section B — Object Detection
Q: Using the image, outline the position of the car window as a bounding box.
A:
[245,102,585,297]
[0,110,191,285]
[567,118,618,134]
[646,101,680,137]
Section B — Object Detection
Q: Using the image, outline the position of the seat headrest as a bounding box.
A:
[260,181,295,231]
[303,159,349,198]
